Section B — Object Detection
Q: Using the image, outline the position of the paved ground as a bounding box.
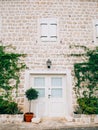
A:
[0,119,98,130]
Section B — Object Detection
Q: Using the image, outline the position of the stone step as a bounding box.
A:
[0,123,98,130]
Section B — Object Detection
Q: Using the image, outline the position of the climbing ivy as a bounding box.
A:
[0,45,26,101]
[74,46,98,114]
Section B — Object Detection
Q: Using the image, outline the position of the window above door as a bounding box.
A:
[38,18,58,42]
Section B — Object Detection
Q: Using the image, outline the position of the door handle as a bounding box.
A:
[48,94,51,98]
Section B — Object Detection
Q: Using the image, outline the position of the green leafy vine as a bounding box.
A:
[74,46,98,114]
[0,45,26,101]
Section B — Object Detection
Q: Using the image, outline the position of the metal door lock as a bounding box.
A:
[48,94,51,98]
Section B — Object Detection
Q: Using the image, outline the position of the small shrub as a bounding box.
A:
[0,98,22,114]
[25,88,39,113]
[25,88,39,100]
[74,97,98,114]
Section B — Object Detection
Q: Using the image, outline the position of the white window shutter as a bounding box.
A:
[40,19,48,41]
[39,18,57,42]
[49,19,57,41]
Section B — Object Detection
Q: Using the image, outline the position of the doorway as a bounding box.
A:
[29,74,66,117]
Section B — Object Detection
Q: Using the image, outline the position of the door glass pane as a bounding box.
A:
[34,77,45,87]
[36,88,45,98]
[51,88,62,97]
[51,77,62,87]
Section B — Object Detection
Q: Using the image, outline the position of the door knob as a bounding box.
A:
[48,94,51,98]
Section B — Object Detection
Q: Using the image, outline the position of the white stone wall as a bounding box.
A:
[1,0,98,112]
[73,114,98,124]
[0,114,23,123]
[0,114,98,124]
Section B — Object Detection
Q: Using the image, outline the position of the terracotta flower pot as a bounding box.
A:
[24,112,34,122]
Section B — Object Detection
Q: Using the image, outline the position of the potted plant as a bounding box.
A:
[24,88,39,122]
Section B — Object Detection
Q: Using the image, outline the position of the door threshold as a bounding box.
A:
[41,117,67,122]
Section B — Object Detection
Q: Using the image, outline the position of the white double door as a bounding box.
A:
[30,74,66,117]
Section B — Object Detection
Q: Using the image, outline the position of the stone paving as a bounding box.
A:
[0,119,98,130]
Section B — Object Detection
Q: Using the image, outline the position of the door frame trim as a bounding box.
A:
[24,69,73,120]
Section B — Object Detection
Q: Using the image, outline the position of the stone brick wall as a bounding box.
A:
[0,114,23,123]
[0,0,98,113]
[0,114,98,124]
[73,114,98,124]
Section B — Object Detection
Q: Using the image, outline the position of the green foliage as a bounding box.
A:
[0,45,26,100]
[74,47,98,114]
[0,98,22,114]
[75,97,98,114]
[25,88,39,113]
[25,88,39,101]
[0,44,26,114]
